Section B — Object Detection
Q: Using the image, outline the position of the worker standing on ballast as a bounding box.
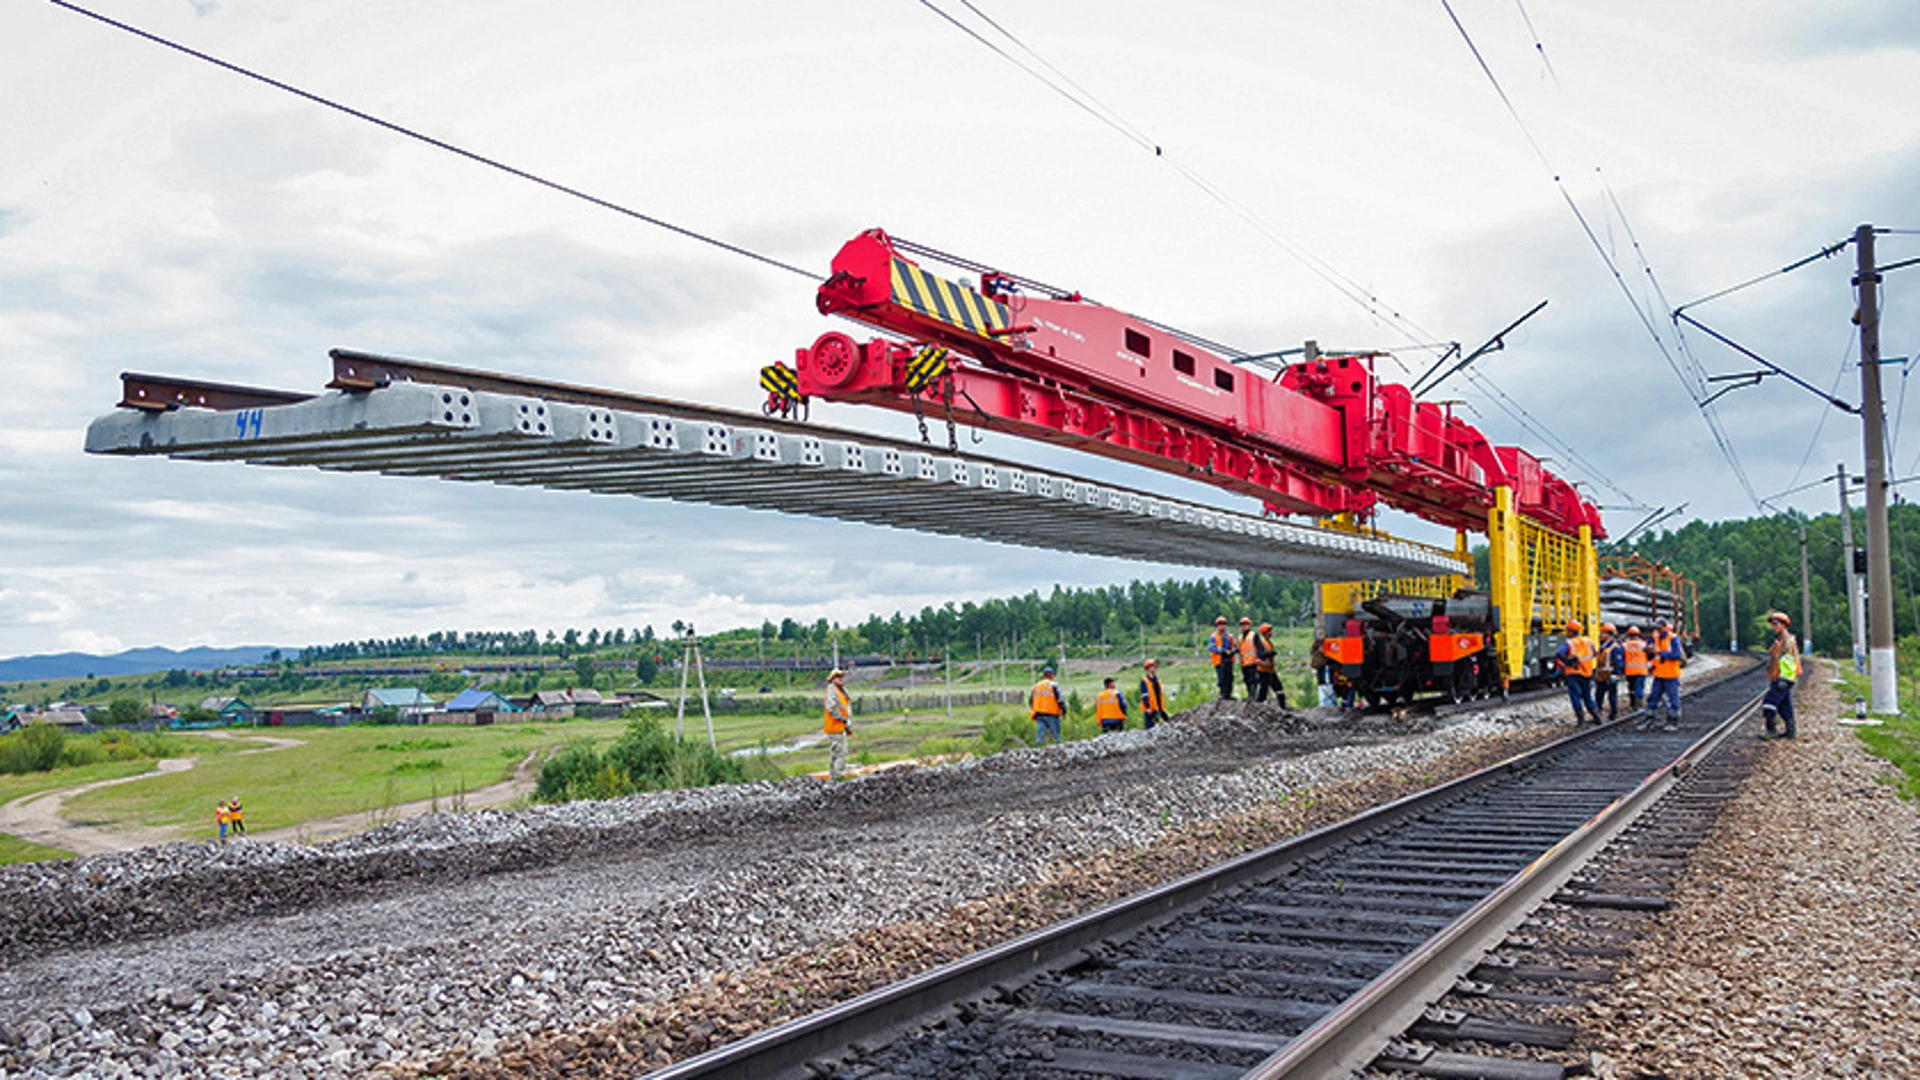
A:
[1646,618,1684,731]
[1030,666,1065,746]
[1208,617,1236,700]
[1555,620,1599,724]
[1094,677,1128,733]
[1762,611,1799,739]
[1236,617,1262,701]
[1139,659,1168,729]
[1591,623,1621,722]
[1256,622,1287,707]
[823,668,852,782]
[1620,626,1650,712]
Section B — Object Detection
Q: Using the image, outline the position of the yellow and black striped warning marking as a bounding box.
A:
[903,346,950,393]
[759,363,801,400]
[890,258,1010,340]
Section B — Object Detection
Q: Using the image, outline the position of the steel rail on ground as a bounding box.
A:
[639,665,1760,1080]
[1240,684,1765,1079]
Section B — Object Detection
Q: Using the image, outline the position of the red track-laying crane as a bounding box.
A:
[766,228,1603,542]
[764,229,1605,698]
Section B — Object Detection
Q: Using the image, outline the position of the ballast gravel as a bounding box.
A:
[6,655,1874,1080]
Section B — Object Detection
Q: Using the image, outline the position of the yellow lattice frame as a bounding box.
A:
[1487,486,1598,682]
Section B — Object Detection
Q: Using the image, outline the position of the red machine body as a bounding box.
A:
[785,229,1603,540]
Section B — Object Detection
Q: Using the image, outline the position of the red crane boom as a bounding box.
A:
[773,229,1602,540]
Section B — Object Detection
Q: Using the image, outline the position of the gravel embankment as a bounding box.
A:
[1578,664,1920,1078]
[0,698,1571,1079]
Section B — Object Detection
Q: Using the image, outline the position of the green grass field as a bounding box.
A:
[1,645,1322,861]
[1835,659,1920,802]
[0,833,70,863]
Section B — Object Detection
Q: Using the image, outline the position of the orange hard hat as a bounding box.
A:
[1566,619,1582,633]
[1769,611,1791,626]
[1239,617,1253,625]
[1260,622,1273,632]
[1215,616,1228,625]
[1599,622,1616,633]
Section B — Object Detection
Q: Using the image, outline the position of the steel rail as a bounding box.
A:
[1241,684,1764,1079]
[639,666,1755,1080]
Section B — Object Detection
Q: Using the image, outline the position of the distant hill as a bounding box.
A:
[0,646,284,683]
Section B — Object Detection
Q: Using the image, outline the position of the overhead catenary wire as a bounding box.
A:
[49,0,819,282]
[918,0,1637,505]
[1439,0,1763,511]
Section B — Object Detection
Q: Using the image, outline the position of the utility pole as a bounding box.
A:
[1859,223,1901,713]
[1800,523,1813,655]
[1727,557,1738,652]
[1839,462,1867,672]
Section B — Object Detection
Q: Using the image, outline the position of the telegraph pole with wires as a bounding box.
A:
[1839,463,1867,672]
[1800,523,1813,655]
[1727,558,1738,652]
[1857,225,1901,714]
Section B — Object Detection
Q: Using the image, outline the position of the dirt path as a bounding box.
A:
[249,749,544,845]
[0,731,304,855]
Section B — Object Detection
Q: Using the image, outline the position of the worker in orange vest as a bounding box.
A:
[1236,617,1263,700]
[1646,619,1685,730]
[214,801,229,841]
[1591,623,1620,721]
[227,796,247,837]
[1207,616,1236,700]
[1030,666,1065,746]
[1138,658,1168,729]
[1620,626,1651,711]
[1255,622,1288,707]
[1094,677,1129,733]
[1554,620,1599,724]
[823,669,852,781]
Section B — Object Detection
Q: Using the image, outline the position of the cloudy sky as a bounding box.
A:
[3,0,1919,659]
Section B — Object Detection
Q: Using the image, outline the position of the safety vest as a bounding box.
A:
[1209,629,1235,667]
[822,684,851,734]
[1652,631,1683,679]
[1772,634,1801,681]
[1237,630,1259,666]
[1094,687,1126,722]
[1140,675,1166,713]
[1030,678,1064,716]
[215,804,228,825]
[229,801,243,823]
[1563,636,1596,678]
[1621,639,1650,677]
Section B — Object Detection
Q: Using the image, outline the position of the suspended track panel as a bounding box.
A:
[83,382,1464,582]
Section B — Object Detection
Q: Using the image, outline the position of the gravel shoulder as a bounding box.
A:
[1577,661,1920,1078]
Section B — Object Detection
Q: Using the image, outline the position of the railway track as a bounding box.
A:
[645,665,1765,1080]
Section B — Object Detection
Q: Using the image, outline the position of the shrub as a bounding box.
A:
[975,712,1034,755]
[531,717,747,804]
[0,724,67,774]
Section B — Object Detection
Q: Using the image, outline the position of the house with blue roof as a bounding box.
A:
[446,688,513,713]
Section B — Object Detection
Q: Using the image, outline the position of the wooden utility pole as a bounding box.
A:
[1727,557,1738,652]
[1858,224,1901,713]
[1800,523,1813,655]
[1839,462,1866,671]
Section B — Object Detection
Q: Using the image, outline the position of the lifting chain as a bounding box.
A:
[911,393,931,446]
[942,379,959,454]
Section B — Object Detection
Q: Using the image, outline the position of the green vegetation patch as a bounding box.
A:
[0,833,71,865]
[368,738,457,753]
[534,716,782,803]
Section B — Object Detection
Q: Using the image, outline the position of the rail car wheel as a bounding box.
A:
[1447,667,1473,704]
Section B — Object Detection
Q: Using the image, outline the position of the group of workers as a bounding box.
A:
[1205,616,1289,706]
[1554,618,1687,728]
[1555,611,1800,736]
[214,797,246,840]
[1027,659,1172,744]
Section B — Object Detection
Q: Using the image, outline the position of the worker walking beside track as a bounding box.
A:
[1555,620,1599,724]
[1208,617,1237,700]
[1646,618,1684,731]
[1030,666,1065,746]
[1256,623,1287,707]
[1139,659,1168,729]
[1094,677,1129,733]
[823,668,852,782]
[1762,611,1800,739]
[1620,626,1650,712]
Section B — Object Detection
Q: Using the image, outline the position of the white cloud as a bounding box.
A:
[2,0,1919,657]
